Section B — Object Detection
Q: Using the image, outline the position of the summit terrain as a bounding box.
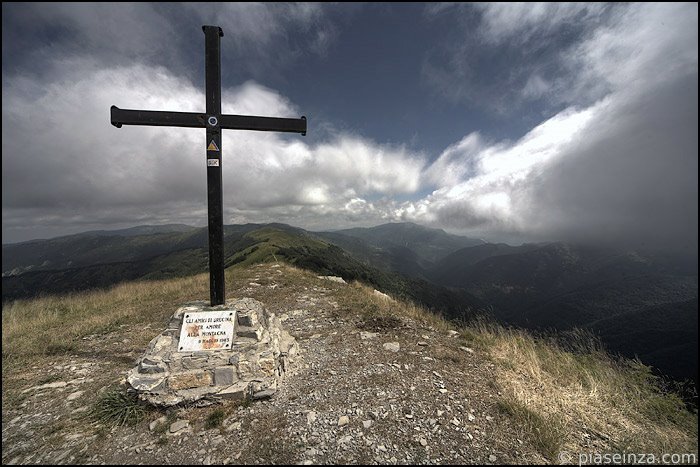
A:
[2,263,697,464]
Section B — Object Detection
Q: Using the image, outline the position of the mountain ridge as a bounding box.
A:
[2,221,697,385]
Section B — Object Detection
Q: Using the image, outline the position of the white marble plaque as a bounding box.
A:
[178,310,235,352]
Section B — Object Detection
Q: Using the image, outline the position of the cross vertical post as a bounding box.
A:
[204,25,225,305]
[110,25,306,307]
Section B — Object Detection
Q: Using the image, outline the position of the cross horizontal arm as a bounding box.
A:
[220,114,306,135]
[111,106,206,129]
[111,106,306,135]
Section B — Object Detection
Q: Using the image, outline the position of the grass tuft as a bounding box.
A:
[91,388,149,427]
[205,408,227,429]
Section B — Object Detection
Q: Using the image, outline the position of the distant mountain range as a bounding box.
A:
[2,222,697,384]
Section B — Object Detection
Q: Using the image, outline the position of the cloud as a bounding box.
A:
[421,3,613,113]
[565,3,698,102]
[1,62,425,241]
[474,3,608,45]
[1,3,178,77]
[1,3,339,83]
[2,3,697,258]
[523,73,698,253]
[0,2,358,242]
[185,2,338,67]
[416,103,599,234]
[413,3,698,253]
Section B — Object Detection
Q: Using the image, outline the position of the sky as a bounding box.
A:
[2,3,698,255]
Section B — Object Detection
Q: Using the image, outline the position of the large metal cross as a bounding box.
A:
[110,25,307,306]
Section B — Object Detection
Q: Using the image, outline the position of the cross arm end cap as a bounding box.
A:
[202,25,224,37]
[110,105,122,128]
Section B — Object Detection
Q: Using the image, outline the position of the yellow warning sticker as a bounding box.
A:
[207,140,219,151]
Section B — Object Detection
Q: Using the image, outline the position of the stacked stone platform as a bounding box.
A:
[127,298,297,406]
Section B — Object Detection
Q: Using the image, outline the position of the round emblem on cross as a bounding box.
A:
[208,116,218,127]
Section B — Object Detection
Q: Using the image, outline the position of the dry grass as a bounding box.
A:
[497,397,565,460]
[2,273,210,366]
[347,280,452,333]
[472,324,697,459]
[349,282,698,461]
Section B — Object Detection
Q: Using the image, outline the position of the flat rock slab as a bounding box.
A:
[169,420,189,433]
[318,276,346,284]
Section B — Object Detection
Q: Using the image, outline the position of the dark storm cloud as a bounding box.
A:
[412,3,698,255]
[524,73,698,254]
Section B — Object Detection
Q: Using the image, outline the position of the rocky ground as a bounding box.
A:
[2,263,547,464]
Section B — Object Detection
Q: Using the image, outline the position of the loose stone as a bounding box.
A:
[383,342,400,352]
[66,390,84,401]
[169,420,189,433]
[307,411,317,424]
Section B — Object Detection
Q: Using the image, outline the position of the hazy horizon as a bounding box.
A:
[4,221,694,267]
